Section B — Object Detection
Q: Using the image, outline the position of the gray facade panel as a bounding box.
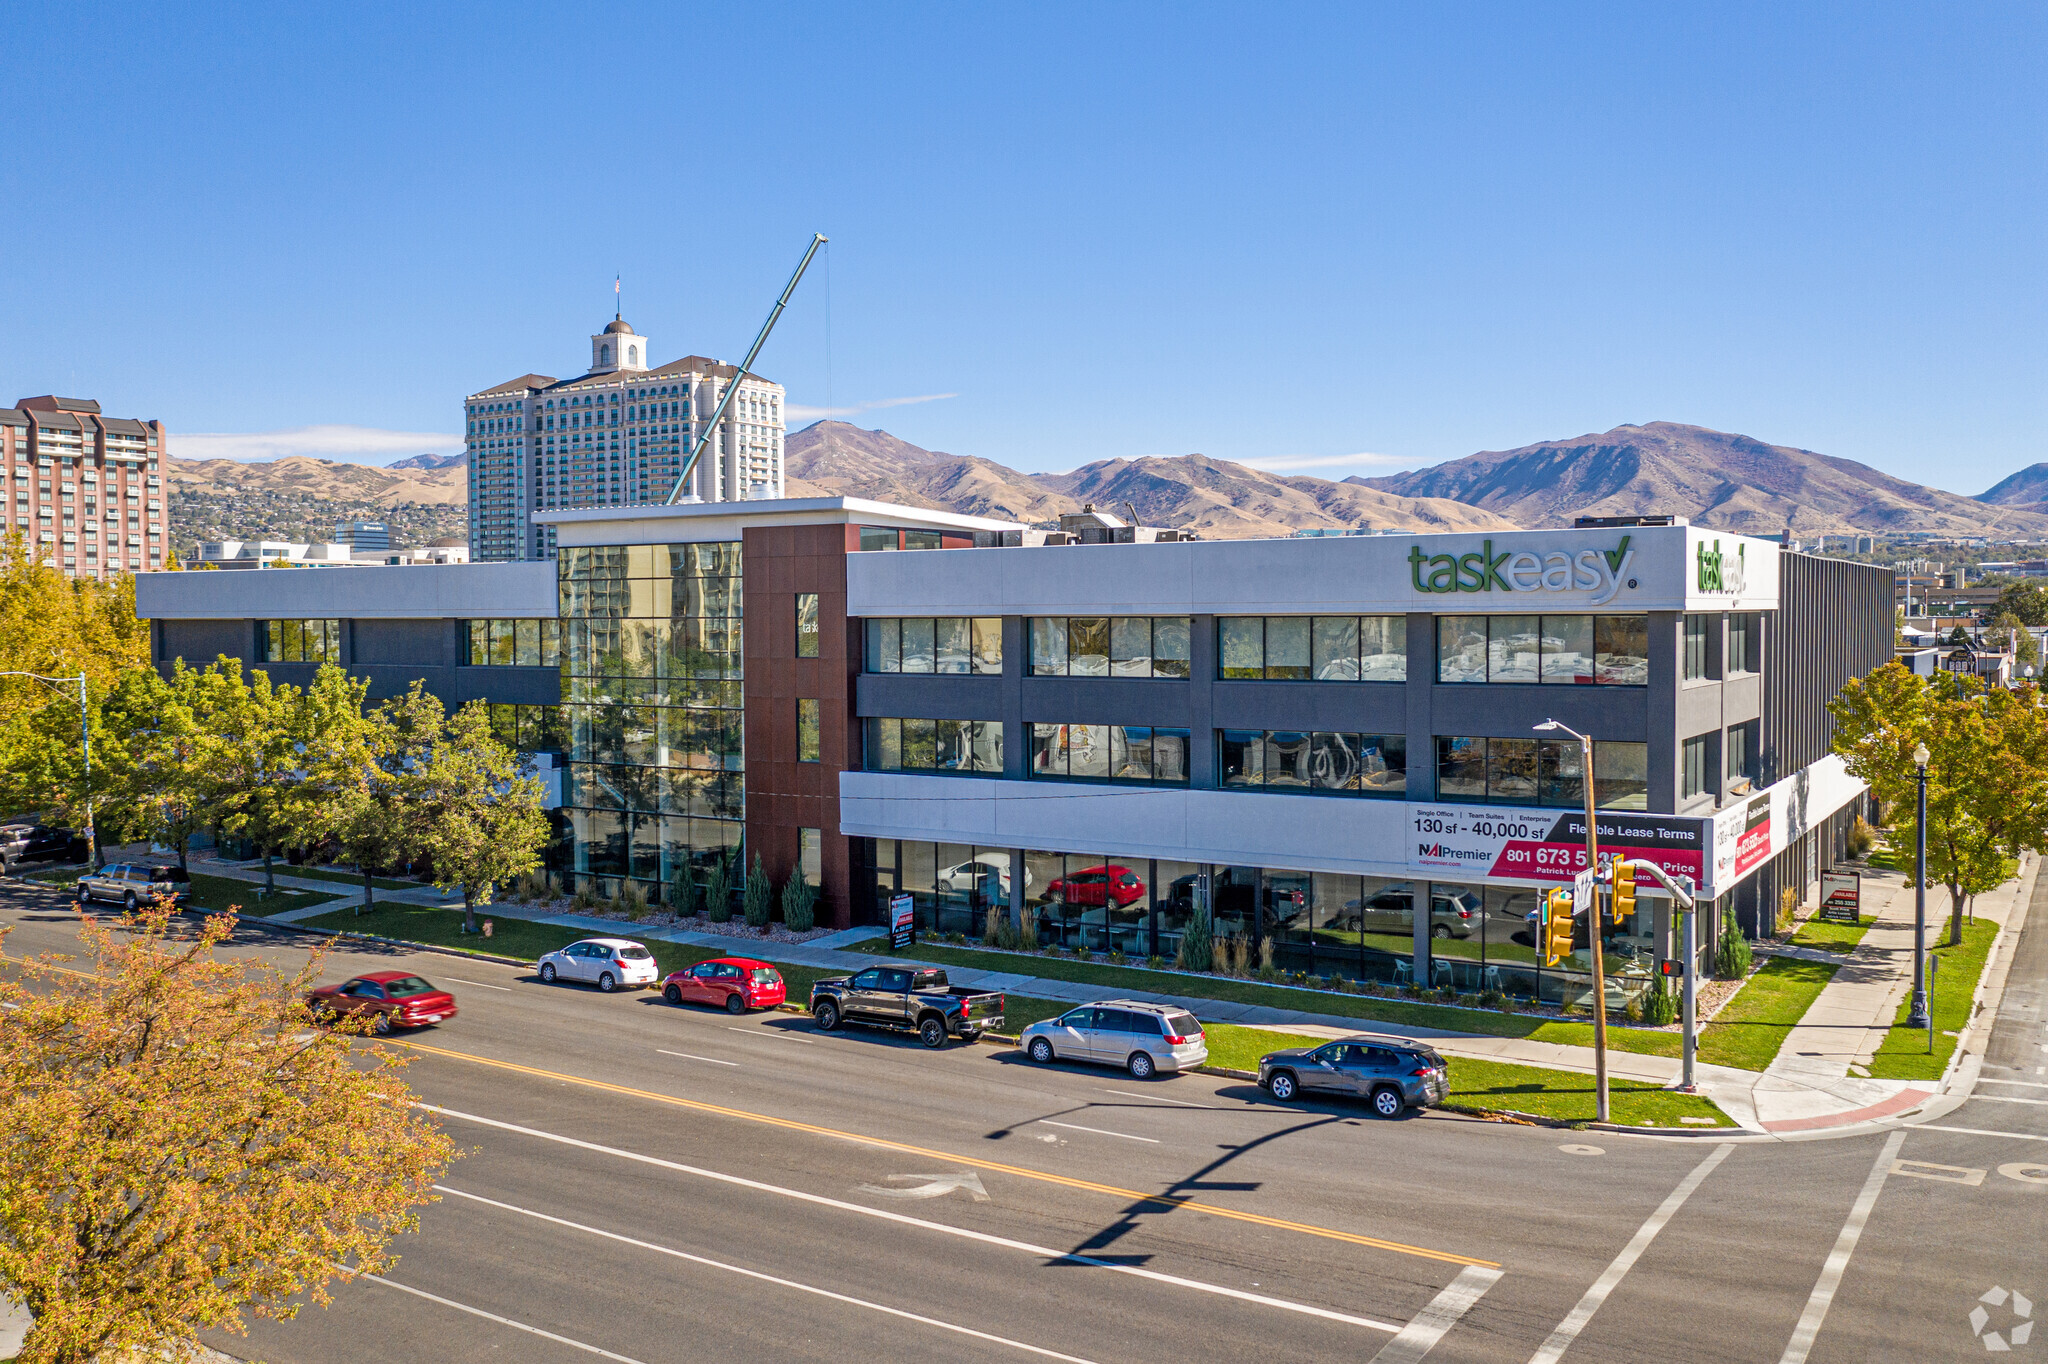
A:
[157,619,256,670]
[1022,678,1194,727]
[1208,682,1404,733]
[1675,681,1726,742]
[353,618,455,667]
[1721,672,1763,723]
[855,674,1006,721]
[1427,683,1650,742]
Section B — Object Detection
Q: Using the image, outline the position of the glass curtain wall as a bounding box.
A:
[560,542,744,898]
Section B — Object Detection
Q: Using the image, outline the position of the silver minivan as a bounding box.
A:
[76,863,191,909]
[1020,1000,1207,1079]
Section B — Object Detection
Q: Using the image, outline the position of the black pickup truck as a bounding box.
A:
[809,966,1005,1048]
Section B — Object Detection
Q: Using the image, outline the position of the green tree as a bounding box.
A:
[1831,662,2048,945]
[409,701,549,934]
[212,664,300,897]
[1986,612,2040,668]
[115,660,249,870]
[1993,579,2048,627]
[743,851,772,928]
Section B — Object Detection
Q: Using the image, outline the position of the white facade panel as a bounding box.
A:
[848,524,1783,619]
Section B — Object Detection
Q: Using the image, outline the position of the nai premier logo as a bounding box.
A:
[1697,539,1747,594]
[1409,536,1636,607]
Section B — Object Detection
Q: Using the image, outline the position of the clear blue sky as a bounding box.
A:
[3,3,2042,493]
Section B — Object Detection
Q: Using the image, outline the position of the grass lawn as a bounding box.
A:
[1867,916,2000,1081]
[849,938,1692,1060]
[273,864,415,891]
[1196,1023,1731,1127]
[1694,957,1838,1071]
[27,866,337,918]
[1789,916,1873,954]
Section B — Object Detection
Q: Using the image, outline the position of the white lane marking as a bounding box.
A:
[728,1026,816,1043]
[438,977,513,992]
[335,1263,647,1362]
[420,1104,1403,1333]
[1371,1265,1506,1364]
[1777,1129,1908,1364]
[1978,1077,2048,1089]
[435,1185,1101,1363]
[1915,1124,2048,1143]
[856,1172,990,1202]
[1970,1094,2048,1106]
[1038,1119,1159,1144]
[1527,1143,1734,1364]
[656,1049,739,1068]
[1103,1088,1211,1108]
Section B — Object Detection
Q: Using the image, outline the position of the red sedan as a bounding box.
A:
[306,971,458,1033]
[663,957,787,1014]
[1047,864,1146,909]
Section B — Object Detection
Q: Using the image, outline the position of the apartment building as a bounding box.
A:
[1,396,167,578]
[464,313,787,563]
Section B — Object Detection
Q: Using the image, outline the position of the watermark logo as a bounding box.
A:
[1971,1285,2033,1351]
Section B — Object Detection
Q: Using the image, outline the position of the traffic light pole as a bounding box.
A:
[1580,735,1609,1125]
[1679,885,1697,1093]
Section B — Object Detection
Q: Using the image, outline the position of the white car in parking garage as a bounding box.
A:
[536,938,660,993]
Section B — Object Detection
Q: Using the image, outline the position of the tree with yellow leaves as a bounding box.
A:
[0,906,454,1363]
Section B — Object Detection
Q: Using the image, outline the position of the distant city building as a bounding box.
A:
[192,539,470,569]
[1855,536,1875,554]
[464,310,787,563]
[1,396,166,578]
[335,520,390,551]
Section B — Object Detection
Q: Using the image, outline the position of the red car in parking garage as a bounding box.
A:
[662,957,787,1014]
[1046,864,1146,909]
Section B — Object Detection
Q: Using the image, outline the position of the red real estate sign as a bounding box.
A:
[1408,805,1707,886]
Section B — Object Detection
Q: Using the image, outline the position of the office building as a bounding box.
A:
[2,396,167,578]
[137,505,1891,1002]
[337,521,390,551]
[464,312,787,563]
[191,539,471,569]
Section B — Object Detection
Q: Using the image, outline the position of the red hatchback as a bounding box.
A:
[1047,864,1146,909]
[663,957,787,1014]
[306,971,458,1033]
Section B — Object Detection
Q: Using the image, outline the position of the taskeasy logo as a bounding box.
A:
[1409,536,1636,607]
[1697,539,1747,594]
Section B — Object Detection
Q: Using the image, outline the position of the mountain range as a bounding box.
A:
[164,418,2048,545]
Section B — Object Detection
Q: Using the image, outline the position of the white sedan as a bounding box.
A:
[536,938,660,993]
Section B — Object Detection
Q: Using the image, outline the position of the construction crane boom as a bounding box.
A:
[665,232,828,504]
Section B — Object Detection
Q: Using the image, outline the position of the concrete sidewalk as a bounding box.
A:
[1747,851,2035,1134]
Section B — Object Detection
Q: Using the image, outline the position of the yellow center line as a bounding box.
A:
[393,1038,1498,1269]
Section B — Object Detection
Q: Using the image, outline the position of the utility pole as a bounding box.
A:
[1537,718,1609,1123]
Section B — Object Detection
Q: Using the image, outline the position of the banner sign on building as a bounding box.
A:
[1820,870,1861,923]
[1407,804,1706,887]
[1709,755,1868,899]
[889,892,915,949]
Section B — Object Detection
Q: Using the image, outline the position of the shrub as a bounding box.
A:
[1257,938,1275,976]
[1716,904,1752,979]
[669,867,698,919]
[1435,984,1458,1004]
[945,930,966,945]
[1175,913,1214,973]
[1146,955,1166,970]
[1478,988,1507,1011]
[1776,885,1800,936]
[617,880,648,922]
[782,875,817,933]
[572,884,599,911]
[743,854,773,928]
[703,856,733,923]
[1643,982,1679,1026]
[1107,949,1127,965]
[1847,816,1877,858]
[1623,994,1644,1025]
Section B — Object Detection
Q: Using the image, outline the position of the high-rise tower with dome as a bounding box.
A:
[462,308,787,562]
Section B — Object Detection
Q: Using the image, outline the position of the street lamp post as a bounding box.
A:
[1535,718,1609,1123]
[0,670,96,869]
[1907,741,1931,1030]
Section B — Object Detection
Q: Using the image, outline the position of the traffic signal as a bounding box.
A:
[1610,859,1638,924]
[1542,887,1576,964]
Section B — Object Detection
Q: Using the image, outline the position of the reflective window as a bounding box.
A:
[262,619,341,664]
[864,718,1003,775]
[467,618,562,667]
[1218,731,1406,796]
[1219,616,1405,681]
[1439,615,1646,685]
[1031,723,1189,784]
[1031,617,1190,678]
[1683,614,1712,681]
[1682,733,1710,798]
[1727,613,1758,674]
[798,699,820,763]
[865,618,1001,674]
[1435,736,1649,809]
[796,593,819,658]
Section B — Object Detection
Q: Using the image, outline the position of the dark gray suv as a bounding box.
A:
[1258,1033,1448,1117]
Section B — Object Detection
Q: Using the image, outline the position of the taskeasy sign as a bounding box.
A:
[1408,536,1639,607]
[1408,804,1708,886]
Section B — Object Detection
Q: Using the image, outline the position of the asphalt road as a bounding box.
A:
[2,880,2043,1363]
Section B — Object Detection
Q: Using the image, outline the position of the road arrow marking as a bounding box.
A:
[857,1172,991,1202]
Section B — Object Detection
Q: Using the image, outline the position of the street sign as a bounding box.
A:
[889,893,916,949]
[1573,866,1597,915]
[1820,869,1861,924]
